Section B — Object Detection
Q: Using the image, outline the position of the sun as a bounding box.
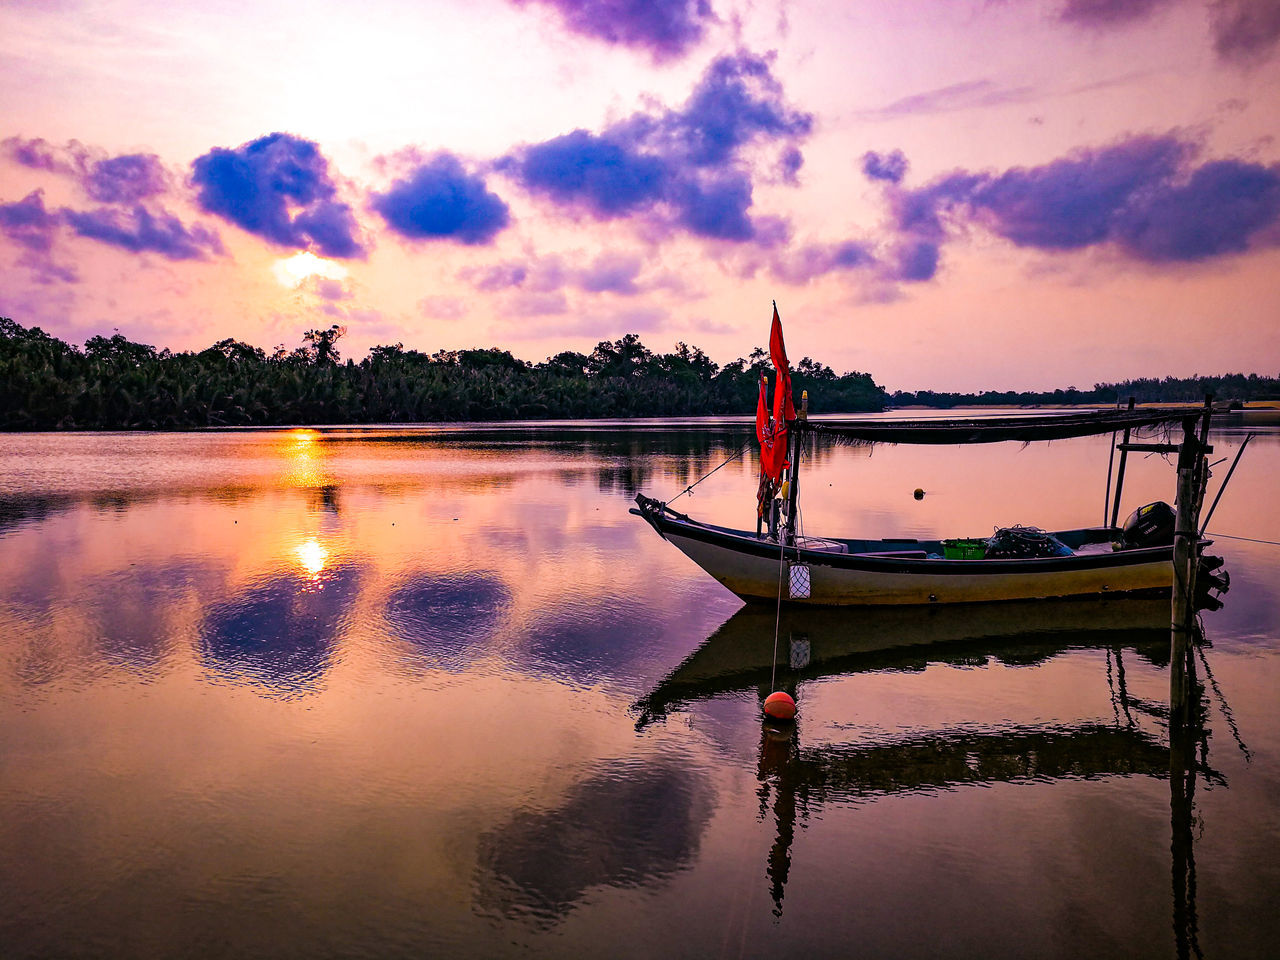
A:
[272,251,348,289]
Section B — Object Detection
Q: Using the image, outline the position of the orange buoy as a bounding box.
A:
[763,691,796,720]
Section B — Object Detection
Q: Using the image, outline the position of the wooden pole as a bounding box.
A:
[1188,395,1214,602]
[1169,417,1200,726]
[785,391,807,545]
[1109,397,1136,529]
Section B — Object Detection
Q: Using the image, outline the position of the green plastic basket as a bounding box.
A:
[942,538,987,560]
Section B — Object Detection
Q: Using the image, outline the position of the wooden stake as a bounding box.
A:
[1169,418,1201,725]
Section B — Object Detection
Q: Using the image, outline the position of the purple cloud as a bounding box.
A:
[292,200,363,258]
[891,240,940,281]
[62,205,224,260]
[771,239,878,283]
[862,149,908,184]
[461,252,648,296]
[777,145,804,184]
[881,134,1280,275]
[83,153,168,204]
[0,191,77,283]
[965,135,1190,249]
[671,51,812,167]
[509,290,569,316]
[310,278,351,301]
[0,190,60,252]
[512,0,714,61]
[859,79,1038,121]
[2,188,221,272]
[461,261,530,291]
[1,136,89,175]
[1054,0,1280,64]
[891,170,985,243]
[1114,158,1280,259]
[672,172,755,240]
[1210,0,1280,64]
[3,139,178,210]
[370,153,510,245]
[578,252,643,294]
[507,51,811,244]
[1058,0,1175,26]
[515,129,668,216]
[191,132,364,258]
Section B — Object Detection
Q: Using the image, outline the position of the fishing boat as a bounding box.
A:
[632,308,1233,607]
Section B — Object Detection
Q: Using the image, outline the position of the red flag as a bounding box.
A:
[758,372,788,481]
[769,304,795,421]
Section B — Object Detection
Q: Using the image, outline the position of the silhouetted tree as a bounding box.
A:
[301,324,346,365]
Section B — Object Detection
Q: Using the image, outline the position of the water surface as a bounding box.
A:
[2,416,1277,959]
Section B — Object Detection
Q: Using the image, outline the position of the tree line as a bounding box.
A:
[0,318,888,430]
[6,316,1273,431]
[892,373,1280,409]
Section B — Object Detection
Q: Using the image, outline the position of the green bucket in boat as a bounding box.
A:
[942,538,988,560]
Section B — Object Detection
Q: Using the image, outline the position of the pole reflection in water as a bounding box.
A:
[1170,683,1201,960]
[1169,626,1241,960]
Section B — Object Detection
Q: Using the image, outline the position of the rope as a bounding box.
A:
[667,438,753,505]
[1205,531,1280,547]
[771,525,787,691]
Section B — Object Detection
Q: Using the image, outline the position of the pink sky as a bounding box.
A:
[2,0,1278,391]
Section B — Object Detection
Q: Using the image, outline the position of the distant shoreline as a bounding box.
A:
[891,401,1280,410]
[4,403,1278,434]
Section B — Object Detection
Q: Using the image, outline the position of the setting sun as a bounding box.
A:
[271,251,347,289]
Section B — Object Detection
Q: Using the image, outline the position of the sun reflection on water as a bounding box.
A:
[295,537,328,576]
[283,429,328,488]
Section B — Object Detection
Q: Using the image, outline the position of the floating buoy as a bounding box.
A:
[763,691,796,720]
[913,488,925,500]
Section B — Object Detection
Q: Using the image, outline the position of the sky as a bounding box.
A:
[1,0,1278,391]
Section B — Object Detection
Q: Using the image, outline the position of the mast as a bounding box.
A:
[785,390,807,544]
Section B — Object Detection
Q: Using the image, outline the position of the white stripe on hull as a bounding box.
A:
[667,532,1172,605]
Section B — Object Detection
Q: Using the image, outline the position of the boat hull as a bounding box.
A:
[637,507,1175,606]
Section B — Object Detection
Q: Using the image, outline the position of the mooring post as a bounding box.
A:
[1189,395,1214,601]
[1169,416,1201,726]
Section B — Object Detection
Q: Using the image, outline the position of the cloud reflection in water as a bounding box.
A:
[199,564,361,694]
[475,758,715,927]
[384,572,512,671]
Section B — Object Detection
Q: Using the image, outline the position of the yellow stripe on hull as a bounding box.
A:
[668,533,1173,606]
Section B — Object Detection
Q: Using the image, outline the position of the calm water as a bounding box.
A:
[1,416,1278,959]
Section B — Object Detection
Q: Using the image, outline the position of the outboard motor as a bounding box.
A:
[1122,501,1176,548]
[1197,553,1230,611]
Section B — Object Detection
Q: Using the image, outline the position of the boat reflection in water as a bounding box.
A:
[636,595,1228,954]
[635,595,1175,727]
